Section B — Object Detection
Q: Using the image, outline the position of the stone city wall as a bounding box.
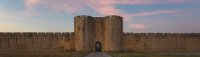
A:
[0,32,75,52]
[122,33,200,52]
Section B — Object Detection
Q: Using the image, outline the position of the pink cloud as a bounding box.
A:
[44,0,86,13]
[116,0,198,5]
[87,0,180,16]
[24,0,85,13]
[164,0,186,3]
[88,0,197,16]
[24,0,42,17]
[120,10,178,21]
[22,0,190,14]
[131,10,177,17]
[22,0,194,20]
[117,0,155,5]
[87,0,120,15]
[24,0,40,9]
[128,24,147,29]
[0,8,47,24]
[92,6,121,15]
[88,0,116,6]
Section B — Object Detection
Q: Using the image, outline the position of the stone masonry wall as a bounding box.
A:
[1,15,200,52]
[74,15,95,52]
[0,32,75,52]
[74,15,123,52]
[94,17,105,51]
[122,33,200,52]
[104,15,123,51]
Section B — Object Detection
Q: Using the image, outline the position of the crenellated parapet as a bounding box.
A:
[0,32,75,52]
[0,32,74,35]
[122,32,200,52]
[105,15,123,19]
[74,15,92,19]
[123,33,200,38]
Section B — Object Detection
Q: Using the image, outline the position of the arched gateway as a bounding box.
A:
[75,15,123,52]
[95,41,102,52]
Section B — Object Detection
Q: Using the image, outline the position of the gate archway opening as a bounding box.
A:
[95,41,102,52]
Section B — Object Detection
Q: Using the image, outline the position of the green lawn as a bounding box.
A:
[0,52,90,57]
[106,52,200,57]
[0,52,200,57]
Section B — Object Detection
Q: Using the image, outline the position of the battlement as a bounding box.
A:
[0,32,74,35]
[105,15,122,18]
[123,32,200,36]
[74,15,92,18]
[122,32,200,52]
[0,32,75,52]
[74,15,122,20]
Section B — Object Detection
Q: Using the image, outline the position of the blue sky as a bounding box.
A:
[0,0,200,33]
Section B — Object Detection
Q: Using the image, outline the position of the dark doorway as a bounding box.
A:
[95,41,102,52]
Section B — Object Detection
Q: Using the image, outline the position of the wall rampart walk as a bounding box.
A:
[122,33,200,52]
[0,32,75,52]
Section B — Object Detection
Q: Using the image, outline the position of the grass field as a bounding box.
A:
[0,52,200,57]
[0,52,90,57]
[106,52,200,57]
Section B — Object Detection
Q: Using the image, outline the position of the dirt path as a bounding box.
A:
[85,52,111,57]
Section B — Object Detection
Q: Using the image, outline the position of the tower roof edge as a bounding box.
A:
[75,15,93,18]
[105,15,122,18]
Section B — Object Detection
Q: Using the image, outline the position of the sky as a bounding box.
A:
[0,0,200,33]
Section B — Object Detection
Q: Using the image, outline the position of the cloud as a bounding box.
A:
[128,24,147,29]
[24,0,40,9]
[121,10,178,21]
[24,0,86,13]
[131,10,178,17]
[22,0,196,20]
[23,0,198,13]
[92,6,121,15]
[44,0,86,13]
[0,23,29,32]
[87,0,120,15]
[88,0,197,16]
[117,0,200,5]
[0,7,47,24]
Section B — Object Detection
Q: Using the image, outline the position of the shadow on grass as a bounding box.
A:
[105,52,200,57]
[0,52,91,57]
[0,52,200,57]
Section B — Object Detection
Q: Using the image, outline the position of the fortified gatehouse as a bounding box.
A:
[0,15,200,52]
[75,15,123,52]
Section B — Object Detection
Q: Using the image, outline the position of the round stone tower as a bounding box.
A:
[104,15,123,51]
[74,15,94,51]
